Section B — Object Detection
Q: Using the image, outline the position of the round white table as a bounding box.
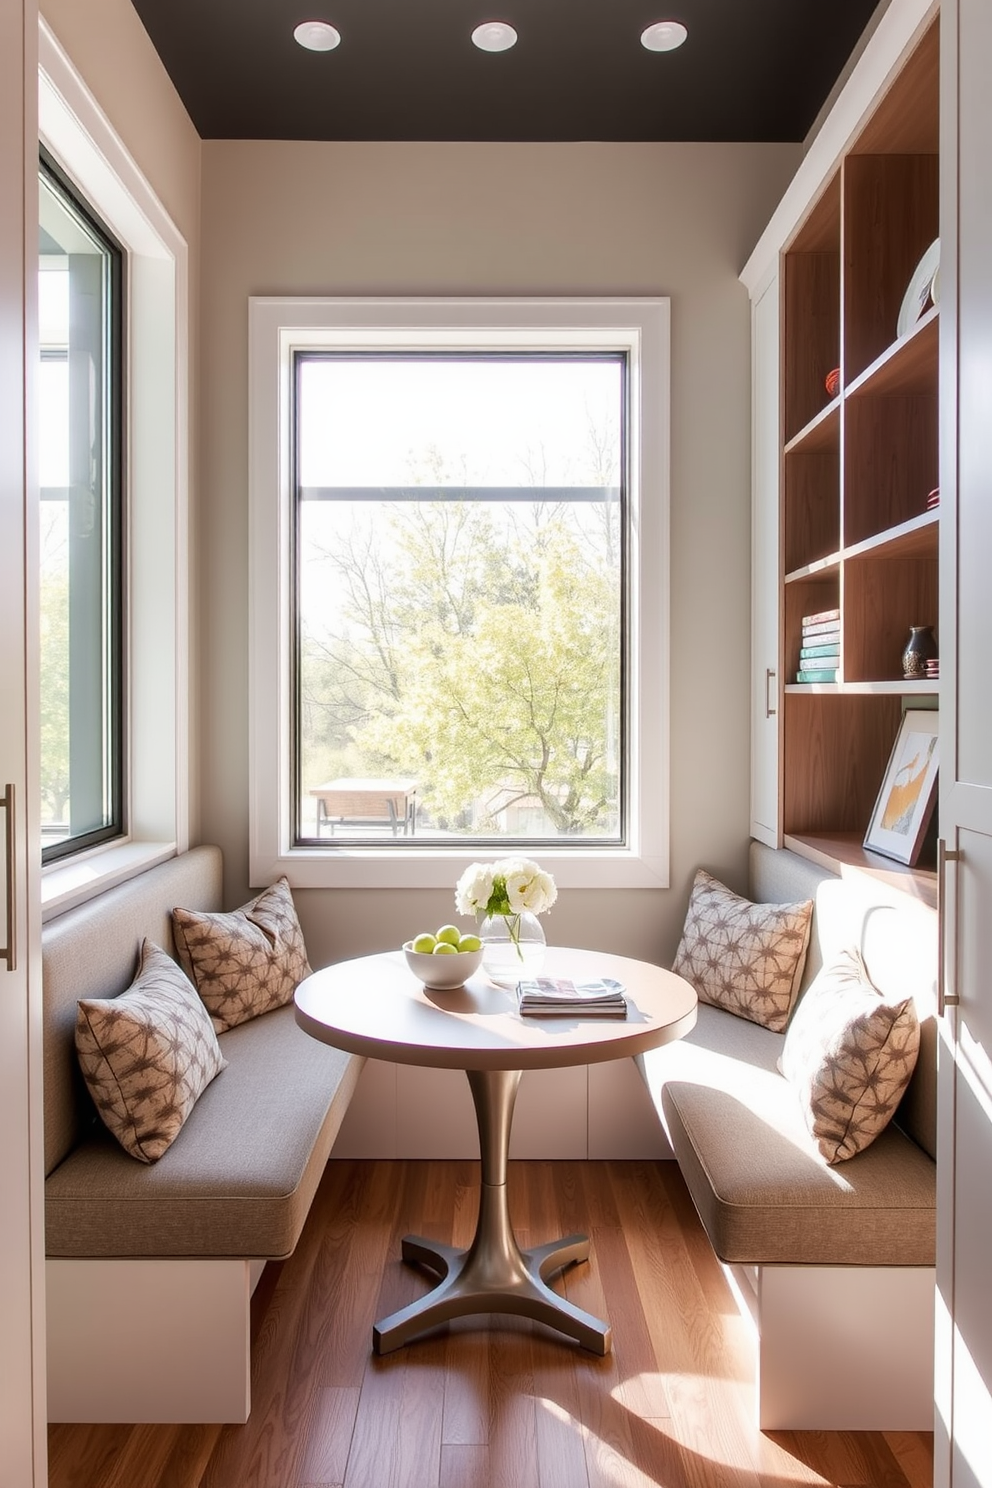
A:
[295,946,697,1356]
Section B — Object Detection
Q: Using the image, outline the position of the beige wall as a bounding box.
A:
[40,0,204,838]
[199,139,800,967]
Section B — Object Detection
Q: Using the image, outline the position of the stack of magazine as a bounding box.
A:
[517,976,628,1019]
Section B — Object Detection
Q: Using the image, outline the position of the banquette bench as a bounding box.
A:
[43,846,363,1424]
[638,841,937,1431]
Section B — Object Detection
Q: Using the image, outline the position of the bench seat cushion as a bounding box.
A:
[638,1002,935,1267]
[46,1004,362,1260]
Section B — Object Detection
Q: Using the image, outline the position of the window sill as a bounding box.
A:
[41,840,177,922]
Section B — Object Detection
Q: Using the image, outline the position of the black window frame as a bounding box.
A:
[39,146,126,864]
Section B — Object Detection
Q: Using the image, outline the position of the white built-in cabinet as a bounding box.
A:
[0,2,45,1485]
[749,270,781,847]
[934,2,992,1484]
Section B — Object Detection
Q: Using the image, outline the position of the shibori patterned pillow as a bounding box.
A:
[172,877,312,1033]
[781,945,920,1164]
[671,868,813,1032]
[75,939,227,1163]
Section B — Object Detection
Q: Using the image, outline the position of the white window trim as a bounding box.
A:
[249,296,670,890]
[38,20,189,919]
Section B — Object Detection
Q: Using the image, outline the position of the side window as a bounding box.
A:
[38,153,124,861]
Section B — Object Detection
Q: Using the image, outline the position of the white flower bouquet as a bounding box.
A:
[455,857,557,967]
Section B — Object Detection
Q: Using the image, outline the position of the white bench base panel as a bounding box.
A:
[46,1257,267,1423]
[725,1261,936,1431]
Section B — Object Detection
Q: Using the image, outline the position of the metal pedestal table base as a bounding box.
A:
[373,1068,612,1356]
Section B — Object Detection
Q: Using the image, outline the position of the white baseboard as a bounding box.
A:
[46,1257,254,1423]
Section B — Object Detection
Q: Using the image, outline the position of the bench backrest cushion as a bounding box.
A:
[749,842,938,1160]
[42,847,224,1176]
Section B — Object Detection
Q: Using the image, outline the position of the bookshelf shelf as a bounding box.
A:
[783,832,938,910]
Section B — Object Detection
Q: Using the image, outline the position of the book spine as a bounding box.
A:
[801,620,842,640]
[800,607,840,627]
[796,668,839,683]
[799,643,841,660]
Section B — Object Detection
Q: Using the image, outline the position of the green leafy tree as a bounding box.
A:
[300,484,620,836]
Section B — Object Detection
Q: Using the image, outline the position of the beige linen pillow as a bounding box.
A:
[672,868,812,1032]
[172,876,312,1033]
[781,945,921,1164]
[75,939,227,1164]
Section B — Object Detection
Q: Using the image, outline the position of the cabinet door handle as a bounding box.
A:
[1,784,15,973]
[765,668,777,718]
[938,837,961,1015]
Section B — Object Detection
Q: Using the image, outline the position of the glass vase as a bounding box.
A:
[479,911,546,988]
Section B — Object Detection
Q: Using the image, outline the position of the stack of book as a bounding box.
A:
[517,976,628,1019]
[797,607,840,683]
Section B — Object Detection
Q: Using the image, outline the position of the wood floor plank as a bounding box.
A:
[884,1431,936,1488]
[93,1422,194,1488]
[588,1222,671,1419]
[607,1163,769,1488]
[45,1161,932,1488]
[487,1319,542,1488]
[296,1388,360,1486]
[46,1422,134,1488]
[439,1443,490,1488]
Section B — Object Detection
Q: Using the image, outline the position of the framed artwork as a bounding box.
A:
[864,710,939,865]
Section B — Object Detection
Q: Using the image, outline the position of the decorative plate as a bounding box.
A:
[897,239,940,340]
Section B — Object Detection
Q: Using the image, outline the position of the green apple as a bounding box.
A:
[435,924,461,946]
[457,933,482,953]
[411,932,437,954]
[432,941,458,955]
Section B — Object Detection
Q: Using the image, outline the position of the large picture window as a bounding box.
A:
[294,353,625,846]
[38,152,123,861]
[249,297,669,890]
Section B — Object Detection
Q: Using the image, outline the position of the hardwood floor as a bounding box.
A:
[47,1160,934,1488]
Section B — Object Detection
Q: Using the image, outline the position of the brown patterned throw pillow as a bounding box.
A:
[76,940,227,1163]
[172,876,312,1033]
[781,946,920,1164]
[672,868,812,1032]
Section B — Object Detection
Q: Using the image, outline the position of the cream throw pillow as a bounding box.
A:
[172,876,312,1033]
[781,945,921,1164]
[75,939,227,1164]
[672,868,812,1032]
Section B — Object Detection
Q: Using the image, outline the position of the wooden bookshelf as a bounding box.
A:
[778,17,940,895]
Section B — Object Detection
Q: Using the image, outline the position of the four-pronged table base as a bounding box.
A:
[372,1068,612,1355]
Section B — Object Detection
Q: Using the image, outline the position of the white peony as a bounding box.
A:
[504,860,557,915]
[454,857,556,921]
[455,862,495,916]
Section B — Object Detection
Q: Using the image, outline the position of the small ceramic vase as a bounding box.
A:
[902,625,938,680]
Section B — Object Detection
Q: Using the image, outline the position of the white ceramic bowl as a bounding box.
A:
[403,942,484,990]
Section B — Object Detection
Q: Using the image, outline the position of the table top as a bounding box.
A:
[295,947,698,1072]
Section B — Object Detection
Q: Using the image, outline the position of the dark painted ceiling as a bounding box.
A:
[129,0,882,143]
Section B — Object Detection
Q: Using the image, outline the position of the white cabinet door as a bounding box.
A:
[935,3,992,1484]
[750,271,781,845]
[0,4,45,1484]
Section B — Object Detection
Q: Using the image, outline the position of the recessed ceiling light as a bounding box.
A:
[471,21,518,53]
[294,20,341,52]
[640,20,688,52]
